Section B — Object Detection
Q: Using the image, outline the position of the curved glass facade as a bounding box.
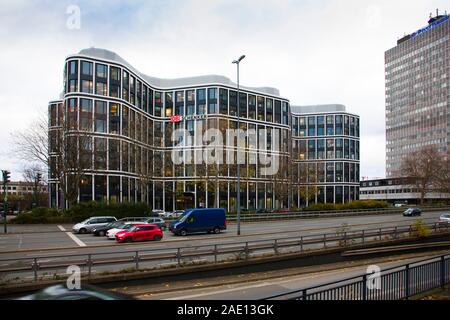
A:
[291,109,360,206]
[49,50,360,211]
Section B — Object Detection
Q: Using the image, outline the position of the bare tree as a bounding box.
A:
[12,115,49,171]
[400,145,445,205]
[13,109,93,209]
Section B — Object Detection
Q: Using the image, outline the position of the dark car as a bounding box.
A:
[92,221,128,236]
[19,284,133,300]
[403,208,422,217]
[144,217,167,231]
[256,209,270,214]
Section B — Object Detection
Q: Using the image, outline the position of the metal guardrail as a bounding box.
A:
[264,253,450,300]
[0,221,449,284]
[225,206,450,221]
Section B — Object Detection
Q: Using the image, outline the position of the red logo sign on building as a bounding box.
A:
[170,115,183,123]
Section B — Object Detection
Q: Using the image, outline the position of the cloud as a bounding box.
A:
[0,0,448,180]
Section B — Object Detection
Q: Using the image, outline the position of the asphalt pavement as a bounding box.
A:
[0,210,446,254]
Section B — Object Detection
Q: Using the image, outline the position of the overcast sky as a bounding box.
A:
[0,0,448,180]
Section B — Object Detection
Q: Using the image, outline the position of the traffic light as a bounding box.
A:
[36,173,42,183]
[2,171,10,184]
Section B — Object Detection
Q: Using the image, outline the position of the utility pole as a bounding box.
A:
[2,170,10,234]
[232,55,246,236]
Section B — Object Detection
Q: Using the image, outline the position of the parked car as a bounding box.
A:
[92,221,128,237]
[170,208,226,236]
[106,222,142,240]
[119,217,152,223]
[439,214,450,223]
[143,217,167,231]
[115,224,163,243]
[171,210,185,218]
[256,209,270,214]
[403,208,422,217]
[19,284,133,300]
[72,216,117,234]
[152,209,166,218]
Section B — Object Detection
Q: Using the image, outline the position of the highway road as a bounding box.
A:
[0,210,448,285]
[139,253,447,300]
[0,210,446,254]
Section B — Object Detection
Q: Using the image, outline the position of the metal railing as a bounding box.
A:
[223,206,450,222]
[0,221,449,284]
[264,253,450,300]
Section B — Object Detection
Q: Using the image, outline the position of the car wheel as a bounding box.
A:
[153,235,162,241]
[98,230,106,237]
[79,228,87,234]
[124,237,133,243]
[180,230,187,236]
[213,227,220,234]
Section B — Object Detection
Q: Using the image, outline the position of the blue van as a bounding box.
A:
[170,208,226,236]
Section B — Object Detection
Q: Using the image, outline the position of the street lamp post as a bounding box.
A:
[232,55,246,236]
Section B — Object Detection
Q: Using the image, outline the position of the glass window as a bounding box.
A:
[81,79,93,93]
[122,71,129,101]
[229,90,237,116]
[308,140,316,159]
[109,103,120,134]
[248,95,256,119]
[81,61,93,76]
[95,101,107,133]
[186,90,195,103]
[176,91,184,104]
[219,88,228,115]
[165,92,173,117]
[239,92,247,118]
[80,99,92,131]
[258,97,266,121]
[69,60,78,75]
[197,89,206,101]
[68,79,78,93]
[154,91,162,117]
[274,100,281,123]
[96,64,107,78]
[266,98,272,122]
[208,88,217,114]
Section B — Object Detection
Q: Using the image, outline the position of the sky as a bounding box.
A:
[0,0,448,180]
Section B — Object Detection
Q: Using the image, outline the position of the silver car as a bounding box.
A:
[72,216,117,234]
[439,214,450,223]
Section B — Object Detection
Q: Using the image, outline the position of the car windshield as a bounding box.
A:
[123,224,135,230]
[128,226,138,232]
[178,211,192,223]
[406,209,413,213]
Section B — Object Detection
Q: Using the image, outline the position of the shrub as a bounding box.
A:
[412,219,430,239]
[12,202,154,224]
[303,200,389,212]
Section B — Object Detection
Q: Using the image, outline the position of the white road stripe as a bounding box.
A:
[66,232,86,247]
[166,282,273,300]
[57,225,66,232]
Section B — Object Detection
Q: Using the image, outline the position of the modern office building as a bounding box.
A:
[360,177,449,204]
[385,12,449,178]
[291,105,360,206]
[48,48,360,211]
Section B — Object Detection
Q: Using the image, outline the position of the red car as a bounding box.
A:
[115,224,163,243]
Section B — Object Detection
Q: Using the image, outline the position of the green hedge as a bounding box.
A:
[303,200,389,212]
[12,202,154,224]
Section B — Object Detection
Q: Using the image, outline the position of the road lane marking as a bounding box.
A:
[66,232,86,247]
[57,225,66,232]
[166,282,273,300]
